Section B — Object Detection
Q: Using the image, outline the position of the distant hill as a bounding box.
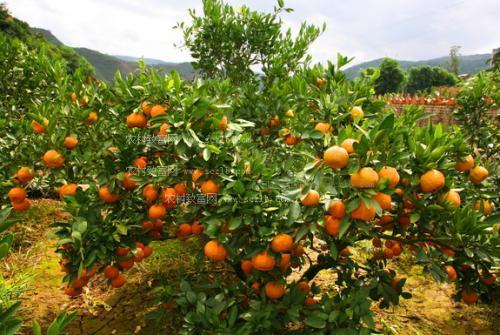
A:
[344,54,491,79]
[29,29,196,82]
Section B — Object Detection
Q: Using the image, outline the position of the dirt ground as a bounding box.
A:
[1,200,498,334]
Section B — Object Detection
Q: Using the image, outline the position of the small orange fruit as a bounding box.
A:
[324,215,340,236]
[298,281,310,292]
[161,187,178,208]
[300,190,320,207]
[328,200,346,219]
[85,111,98,124]
[218,116,228,131]
[323,146,349,169]
[104,266,119,279]
[446,265,457,281]
[268,116,280,128]
[378,166,400,188]
[111,273,127,288]
[59,183,78,199]
[200,179,220,194]
[143,184,158,202]
[455,155,474,172]
[351,200,376,221]
[340,138,358,154]
[148,204,167,219]
[150,105,168,118]
[159,123,170,136]
[133,156,148,169]
[99,186,120,203]
[174,182,187,196]
[351,167,379,188]
[204,240,227,261]
[270,234,293,253]
[372,192,392,211]
[31,119,47,134]
[474,200,493,216]
[121,173,137,189]
[191,221,204,235]
[251,252,276,271]
[140,101,153,115]
[469,166,488,184]
[43,150,65,168]
[461,290,479,305]
[192,169,204,182]
[265,282,286,299]
[8,187,27,203]
[314,122,332,134]
[126,112,147,128]
[350,106,364,119]
[420,169,445,193]
[63,136,78,149]
[12,199,31,211]
[241,260,253,274]
[15,167,34,184]
[441,190,461,206]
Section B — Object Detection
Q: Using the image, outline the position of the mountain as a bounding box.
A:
[29,28,195,82]
[343,54,491,79]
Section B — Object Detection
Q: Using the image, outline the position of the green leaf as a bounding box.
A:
[305,315,326,329]
[32,320,42,335]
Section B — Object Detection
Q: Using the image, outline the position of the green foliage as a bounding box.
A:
[373,58,406,94]
[177,0,323,85]
[448,45,461,76]
[454,70,500,159]
[405,65,458,93]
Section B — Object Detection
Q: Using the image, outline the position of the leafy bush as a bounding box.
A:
[373,58,406,94]
[405,65,458,93]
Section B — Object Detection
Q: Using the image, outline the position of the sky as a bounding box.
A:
[5,0,500,65]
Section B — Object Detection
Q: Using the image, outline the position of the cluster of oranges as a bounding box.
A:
[7,167,35,211]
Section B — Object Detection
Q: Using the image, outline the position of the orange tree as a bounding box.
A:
[1,0,498,333]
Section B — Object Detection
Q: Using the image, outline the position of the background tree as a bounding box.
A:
[448,45,461,75]
[177,0,323,85]
[406,66,458,93]
[373,58,405,94]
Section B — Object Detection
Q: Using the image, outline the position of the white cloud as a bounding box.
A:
[5,0,500,64]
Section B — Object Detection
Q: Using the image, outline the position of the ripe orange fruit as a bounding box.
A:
[63,136,78,149]
[162,187,178,208]
[292,244,304,257]
[218,116,228,131]
[251,252,276,271]
[383,247,394,259]
[474,200,493,216]
[85,111,98,124]
[178,223,192,237]
[350,106,364,119]
[8,187,27,203]
[59,183,78,199]
[420,169,445,193]
[378,166,400,188]
[469,166,488,184]
[121,173,137,189]
[191,221,204,235]
[300,190,320,207]
[324,215,340,236]
[340,138,358,154]
[126,112,147,128]
[80,95,89,106]
[461,290,479,304]
[69,92,77,102]
[265,282,286,299]
[116,246,129,257]
[133,156,148,169]
[118,258,134,270]
[270,234,293,253]
[351,200,376,221]
[159,123,170,136]
[149,204,167,219]
[15,167,34,184]
[480,273,496,286]
[251,282,260,294]
[64,286,82,297]
[278,253,291,272]
[372,192,392,211]
[441,190,461,206]
[192,169,204,182]
[99,186,120,203]
[111,273,127,288]
[241,260,253,274]
[455,155,474,172]
[351,167,379,188]
[323,146,349,169]
[143,184,158,202]
[150,105,168,118]
[104,266,119,279]
[284,134,301,146]
[142,246,153,258]
[328,200,346,219]
[31,119,47,134]
[43,150,64,168]
[200,179,220,194]
[204,240,227,261]
[316,78,326,87]
[314,122,332,134]
[298,281,310,292]
[268,116,280,128]
[446,265,457,281]
[12,198,31,211]
[304,297,318,306]
[391,243,403,256]
[140,101,152,115]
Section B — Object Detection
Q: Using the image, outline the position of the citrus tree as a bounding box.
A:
[1,1,498,334]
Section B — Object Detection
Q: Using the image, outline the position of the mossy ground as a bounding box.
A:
[1,200,498,334]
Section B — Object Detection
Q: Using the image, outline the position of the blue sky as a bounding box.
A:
[6,0,500,65]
